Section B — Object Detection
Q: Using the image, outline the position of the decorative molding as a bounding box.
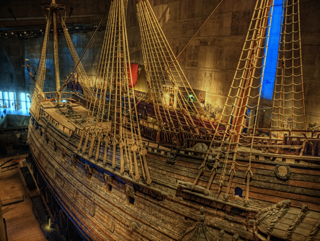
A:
[137,185,167,201]
[274,165,291,180]
[179,207,216,241]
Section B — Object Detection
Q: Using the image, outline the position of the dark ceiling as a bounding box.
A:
[0,0,111,39]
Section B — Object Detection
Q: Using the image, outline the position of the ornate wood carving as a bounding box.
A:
[137,185,167,201]
[179,207,216,241]
[286,204,308,240]
[255,199,291,235]
[104,173,113,192]
[61,147,66,160]
[126,184,135,204]
[307,219,320,241]
[71,154,78,169]
[166,146,181,164]
[269,200,291,232]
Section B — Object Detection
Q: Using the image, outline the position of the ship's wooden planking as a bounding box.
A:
[28,101,320,241]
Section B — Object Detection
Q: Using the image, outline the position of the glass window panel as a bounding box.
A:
[21,102,26,110]
[261,0,284,100]
[3,92,8,100]
[0,100,3,107]
[0,91,2,99]
[9,92,14,101]
[21,93,26,101]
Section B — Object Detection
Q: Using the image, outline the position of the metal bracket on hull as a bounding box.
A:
[85,164,95,180]
[104,173,113,192]
[71,154,78,169]
[126,184,135,205]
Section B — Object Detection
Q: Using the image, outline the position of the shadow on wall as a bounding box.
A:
[0,45,15,90]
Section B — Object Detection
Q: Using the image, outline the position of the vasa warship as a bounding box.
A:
[27,0,320,240]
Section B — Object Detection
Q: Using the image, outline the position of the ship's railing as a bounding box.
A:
[69,92,88,108]
[39,109,74,136]
[247,127,320,138]
[43,91,73,101]
[142,139,320,165]
[142,140,215,161]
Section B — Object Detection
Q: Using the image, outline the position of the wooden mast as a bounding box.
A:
[52,0,61,103]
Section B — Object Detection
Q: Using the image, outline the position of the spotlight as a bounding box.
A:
[11,32,14,35]
[40,29,42,32]
[24,31,26,34]
[5,33,7,35]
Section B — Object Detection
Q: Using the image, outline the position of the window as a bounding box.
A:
[0,91,3,107]
[3,92,9,108]
[20,93,31,110]
[261,0,284,100]
[9,92,16,109]
[235,187,243,197]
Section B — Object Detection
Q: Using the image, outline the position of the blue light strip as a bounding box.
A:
[261,0,284,100]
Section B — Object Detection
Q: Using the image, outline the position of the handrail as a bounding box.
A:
[43,91,73,101]
[39,109,74,136]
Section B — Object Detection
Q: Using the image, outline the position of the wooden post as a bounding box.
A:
[52,0,61,103]
[95,134,102,161]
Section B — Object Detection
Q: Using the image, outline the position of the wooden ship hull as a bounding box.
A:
[26,0,320,240]
[28,96,320,241]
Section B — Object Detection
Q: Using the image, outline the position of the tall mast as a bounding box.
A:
[50,0,65,103]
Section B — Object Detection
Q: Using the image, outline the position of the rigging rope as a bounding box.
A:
[57,10,108,97]
[271,0,306,131]
[85,0,151,184]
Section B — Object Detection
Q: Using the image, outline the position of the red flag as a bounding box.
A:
[127,63,139,88]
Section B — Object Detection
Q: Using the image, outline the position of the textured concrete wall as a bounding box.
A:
[300,0,320,125]
[146,0,257,118]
